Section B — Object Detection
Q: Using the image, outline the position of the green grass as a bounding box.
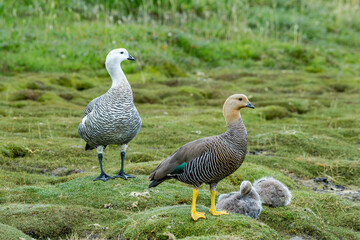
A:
[0,223,33,240]
[1,0,360,239]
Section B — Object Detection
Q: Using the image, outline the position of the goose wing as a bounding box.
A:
[83,96,100,118]
[148,136,216,180]
[78,96,101,150]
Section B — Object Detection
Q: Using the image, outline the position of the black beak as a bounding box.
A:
[246,100,255,109]
[127,54,135,61]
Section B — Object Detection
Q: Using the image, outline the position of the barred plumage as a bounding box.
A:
[78,48,141,181]
[175,120,247,187]
[78,87,141,149]
[148,94,255,221]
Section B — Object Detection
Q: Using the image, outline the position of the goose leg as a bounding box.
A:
[93,146,113,181]
[209,183,229,216]
[191,188,206,221]
[93,151,113,182]
[113,146,135,180]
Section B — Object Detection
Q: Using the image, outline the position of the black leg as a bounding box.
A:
[93,153,113,182]
[113,151,135,180]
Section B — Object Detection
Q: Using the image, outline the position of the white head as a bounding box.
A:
[105,48,135,67]
[105,48,135,85]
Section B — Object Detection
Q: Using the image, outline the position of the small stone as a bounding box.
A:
[104,203,113,209]
[73,169,84,174]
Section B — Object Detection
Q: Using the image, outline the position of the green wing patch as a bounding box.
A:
[172,162,186,174]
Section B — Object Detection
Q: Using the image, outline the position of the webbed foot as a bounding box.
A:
[209,209,229,216]
[113,171,135,180]
[191,210,206,221]
[93,173,113,182]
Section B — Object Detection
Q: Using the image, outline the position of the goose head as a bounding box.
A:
[105,48,135,67]
[240,180,261,202]
[240,180,253,196]
[223,94,254,124]
[224,94,254,111]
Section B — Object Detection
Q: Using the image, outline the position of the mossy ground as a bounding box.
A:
[1,0,360,239]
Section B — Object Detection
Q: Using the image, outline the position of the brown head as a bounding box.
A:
[223,94,254,124]
[240,180,253,196]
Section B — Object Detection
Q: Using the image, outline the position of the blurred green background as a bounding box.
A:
[0,0,359,239]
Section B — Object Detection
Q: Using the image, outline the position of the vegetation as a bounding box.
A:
[0,0,359,239]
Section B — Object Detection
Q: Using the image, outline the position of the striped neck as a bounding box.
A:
[224,117,248,146]
[226,117,246,134]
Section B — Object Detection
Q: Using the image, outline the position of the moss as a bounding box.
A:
[260,191,360,239]
[51,76,73,88]
[38,92,64,103]
[253,130,359,160]
[0,223,32,240]
[0,109,7,116]
[75,81,95,91]
[127,152,156,163]
[133,89,162,104]
[0,83,7,92]
[180,236,250,240]
[329,83,349,93]
[1,144,29,158]
[26,81,49,90]
[278,100,311,114]
[12,89,43,101]
[59,92,77,101]
[328,118,359,129]
[0,204,126,239]
[162,62,187,78]
[177,87,211,100]
[259,106,288,120]
[119,205,280,239]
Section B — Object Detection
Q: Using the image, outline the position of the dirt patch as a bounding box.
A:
[291,175,360,202]
[247,149,273,156]
[51,167,71,177]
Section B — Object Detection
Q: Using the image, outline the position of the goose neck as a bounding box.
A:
[226,117,246,133]
[106,62,129,88]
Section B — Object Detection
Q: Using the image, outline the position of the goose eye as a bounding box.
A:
[120,51,124,54]
[238,98,243,101]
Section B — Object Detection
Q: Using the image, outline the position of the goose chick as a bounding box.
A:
[78,48,141,182]
[148,94,255,221]
[253,177,292,207]
[216,180,262,219]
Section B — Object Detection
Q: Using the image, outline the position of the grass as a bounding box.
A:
[1,0,360,239]
[0,223,33,240]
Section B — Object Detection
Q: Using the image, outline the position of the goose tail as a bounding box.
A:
[85,143,94,151]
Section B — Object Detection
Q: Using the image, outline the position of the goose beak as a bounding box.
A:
[127,55,135,61]
[246,100,255,109]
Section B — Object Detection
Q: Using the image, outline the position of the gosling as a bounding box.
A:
[216,180,262,219]
[253,177,292,207]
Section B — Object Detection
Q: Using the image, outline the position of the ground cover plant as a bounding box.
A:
[0,0,359,239]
